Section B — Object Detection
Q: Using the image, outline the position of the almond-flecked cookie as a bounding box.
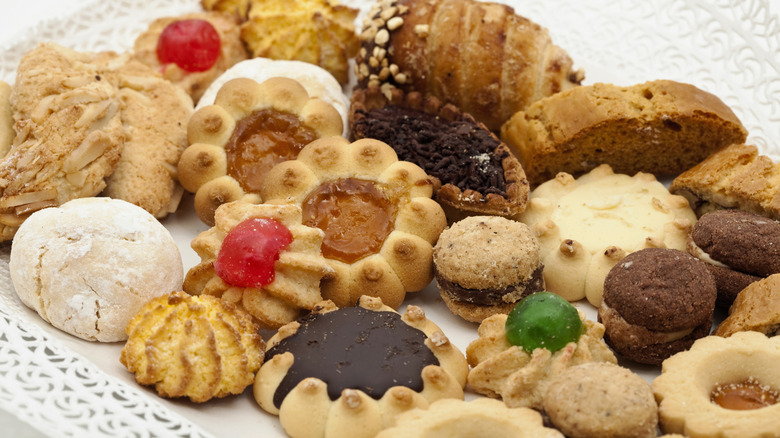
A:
[183,200,334,329]
[0,81,12,157]
[376,398,563,438]
[714,273,780,337]
[260,136,447,309]
[253,296,468,438]
[519,164,696,306]
[121,291,265,403]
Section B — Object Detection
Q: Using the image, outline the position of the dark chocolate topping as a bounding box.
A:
[435,265,544,306]
[352,105,508,196]
[265,306,439,408]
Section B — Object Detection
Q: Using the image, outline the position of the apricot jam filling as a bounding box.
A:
[711,377,779,410]
[302,178,397,264]
[225,108,317,192]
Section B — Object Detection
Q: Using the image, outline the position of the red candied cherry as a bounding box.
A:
[214,218,293,287]
[156,19,221,72]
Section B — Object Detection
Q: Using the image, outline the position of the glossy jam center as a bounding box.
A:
[225,109,317,193]
[213,218,293,288]
[156,19,221,72]
[302,178,396,264]
[711,379,779,410]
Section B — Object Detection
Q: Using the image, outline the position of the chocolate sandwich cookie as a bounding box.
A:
[688,209,780,307]
[599,248,716,365]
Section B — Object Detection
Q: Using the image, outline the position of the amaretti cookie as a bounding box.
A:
[599,248,717,365]
[9,198,183,342]
[433,216,543,322]
[501,80,748,185]
[519,164,696,306]
[350,86,529,221]
[688,210,780,307]
[121,291,265,402]
[653,331,780,437]
[177,76,343,225]
[253,296,468,438]
[714,273,780,337]
[260,136,447,309]
[183,201,334,329]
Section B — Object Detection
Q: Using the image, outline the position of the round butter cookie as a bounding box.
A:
[9,197,183,342]
[253,296,468,438]
[519,164,696,306]
[260,136,447,309]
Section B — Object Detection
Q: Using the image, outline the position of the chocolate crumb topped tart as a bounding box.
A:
[350,86,529,222]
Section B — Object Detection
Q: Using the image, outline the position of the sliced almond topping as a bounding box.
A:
[0,188,57,209]
[63,131,113,173]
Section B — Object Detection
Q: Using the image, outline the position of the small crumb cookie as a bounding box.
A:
[253,296,468,438]
[121,291,265,402]
[519,164,696,306]
[466,310,616,410]
[178,76,343,225]
[376,398,564,438]
[653,331,780,437]
[132,11,248,103]
[183,200,333,329]
[0,81,12,157]
[600,248,716,365]
[9,198,183,342]
[715,273,780,337]
[543,362,658,438]
[433,216,544,322]
[260,136,447,308]
[202,0,251,21]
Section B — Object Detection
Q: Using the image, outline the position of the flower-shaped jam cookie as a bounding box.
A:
[260,136,447,308]
[177,76,343,225]
[183,200,334,329]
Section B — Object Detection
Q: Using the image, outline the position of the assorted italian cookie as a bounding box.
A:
[177,76,343,225]
[259,136,447,309]
[183,200,334,329]
[714,273,780,337]
[350,86,529,222]
[466,292,617,410]
[519,164,697,306]
[253,296,468,438]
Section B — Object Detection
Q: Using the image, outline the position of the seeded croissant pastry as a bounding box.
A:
[356,0,583,132]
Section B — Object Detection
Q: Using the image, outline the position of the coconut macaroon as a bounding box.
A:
[254,296,468,438]
[177,76,343,225]
[519,164,696,306]
[260,136,447,309]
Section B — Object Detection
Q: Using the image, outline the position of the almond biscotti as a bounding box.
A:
[501,80,748,185]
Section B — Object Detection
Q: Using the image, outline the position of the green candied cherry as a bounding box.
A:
[505,291,584,353]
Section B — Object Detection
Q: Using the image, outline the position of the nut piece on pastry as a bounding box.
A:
[132,11,248,103]
[653,331,780,437]
[376,398,563,438]
[9,198,183,342]
[0,81,12,158]
[121,291,265,403]
[183,200,334,329]
[253,296,468,438]
[350,86,529,222]
[466,309,616,410]
[356,0,583,132]
[714,273,780,337]
[178,76,343,225]
[260,136,447,309]
[240,0,359,85]
[1,43,124,241]
[519,164,697,306]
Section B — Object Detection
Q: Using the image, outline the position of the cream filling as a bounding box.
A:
[688,239,730,269]
[600,302,694,346]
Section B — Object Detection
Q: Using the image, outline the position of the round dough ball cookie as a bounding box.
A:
[543,362,658,438]
[519,164,696,306]
[9,197,183,342]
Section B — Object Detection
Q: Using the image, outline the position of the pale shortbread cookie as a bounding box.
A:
[653,332,780,437]
[196,58,349,134]
[0,81,12,157]
[376,398,563,438]
[9,198,183,342]
[466,311,616,410]
[519,164,696,306]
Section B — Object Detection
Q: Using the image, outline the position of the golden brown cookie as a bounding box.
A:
[178,76,343,225]
[714,273,780,337]
[121,291,265,403]
[183,200,333,329]
[260,136,447,309]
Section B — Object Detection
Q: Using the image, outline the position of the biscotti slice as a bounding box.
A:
[501,80,748,185]
[670,144,780,220]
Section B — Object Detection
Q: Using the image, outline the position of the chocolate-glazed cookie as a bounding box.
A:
[599,248,716,365]
[688,209,780,307]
